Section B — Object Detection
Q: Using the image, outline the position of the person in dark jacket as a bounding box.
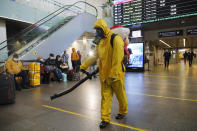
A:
[183,51,188,64]
[45,53,56,67]
[163,50,171,68]
[56,55,68,73]
[76,50,82,72]
[43,53,56,84]
[188,51,194,67]
[56,55,63,70]
[43,53,63,83]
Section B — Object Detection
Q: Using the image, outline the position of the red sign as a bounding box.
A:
[113,0,134,5]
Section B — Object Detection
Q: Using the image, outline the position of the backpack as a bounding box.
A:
[110,34,130,68]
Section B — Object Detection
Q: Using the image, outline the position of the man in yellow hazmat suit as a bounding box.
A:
[80,19,128,128]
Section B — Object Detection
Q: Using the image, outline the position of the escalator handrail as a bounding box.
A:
[0,1,97,47]
[0,5,70,46]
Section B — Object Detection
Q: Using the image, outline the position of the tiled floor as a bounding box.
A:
[1,63,197,131]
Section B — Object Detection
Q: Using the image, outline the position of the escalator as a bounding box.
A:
[0,1,97,61]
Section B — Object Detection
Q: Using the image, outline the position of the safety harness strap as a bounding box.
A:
[110,34,117,48]
[110,34,125,72]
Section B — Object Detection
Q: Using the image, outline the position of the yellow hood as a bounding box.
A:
[94,19,112,37]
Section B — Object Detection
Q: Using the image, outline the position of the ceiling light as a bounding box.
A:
[89,51,93,56]
[159,40,171,47]
[183,38,186,47]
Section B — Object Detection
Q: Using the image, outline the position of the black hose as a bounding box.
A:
[50,68,99,100]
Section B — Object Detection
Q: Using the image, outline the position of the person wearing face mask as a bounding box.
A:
[56,55,63,70]
[43,53,56,84]
[80,19,128,128]
[6,53,29,91]
[56,55,68,73]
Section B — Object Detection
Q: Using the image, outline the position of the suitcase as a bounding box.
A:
[0,74,16,104]
[73,72,80,81]
[29,62,41,86]
[67,70,76,81]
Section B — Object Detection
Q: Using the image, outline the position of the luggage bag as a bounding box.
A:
[73,72,80,81]
[67,70,76,81]
[0,73,16,104]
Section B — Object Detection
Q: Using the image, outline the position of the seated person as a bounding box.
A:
[43,53,63,83]
[6,54,29,91]
[56,55,68,73]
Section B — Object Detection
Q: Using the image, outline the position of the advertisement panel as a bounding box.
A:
[127,42,144,69]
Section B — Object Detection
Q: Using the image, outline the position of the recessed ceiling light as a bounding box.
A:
[159,40,171,47]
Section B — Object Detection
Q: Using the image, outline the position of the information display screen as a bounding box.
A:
[113,0,142,25]
[114,0,197,26]
[127,42,144,68]
[131,30,142,38]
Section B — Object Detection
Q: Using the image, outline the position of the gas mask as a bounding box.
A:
[93,28,105,45]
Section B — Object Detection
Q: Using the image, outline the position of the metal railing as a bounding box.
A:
[0,1,97,60]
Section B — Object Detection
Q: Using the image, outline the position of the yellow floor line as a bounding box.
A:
[131,92,197,102]
[42,105,149,131]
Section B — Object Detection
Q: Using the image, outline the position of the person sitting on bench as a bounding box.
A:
[6,53,29,91]
[43,53,63,83]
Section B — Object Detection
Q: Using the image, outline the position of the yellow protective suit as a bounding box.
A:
[80,19,128,122]
[6,59,25,74]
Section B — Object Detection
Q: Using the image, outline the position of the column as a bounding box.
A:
[0,19,8,61]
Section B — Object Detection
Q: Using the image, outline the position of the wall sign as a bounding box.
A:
[187,28,197,35]
[158,30,183,38]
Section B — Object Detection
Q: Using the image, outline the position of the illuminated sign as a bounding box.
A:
[114,0,142,25]
[113,0,134,5]
[131,30,142,38]
[127,43,144,68]
[158,30,183,38]
[114,1,197,26]
[187,28,197,35]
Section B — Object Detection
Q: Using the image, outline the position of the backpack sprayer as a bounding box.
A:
[50,68,99,100]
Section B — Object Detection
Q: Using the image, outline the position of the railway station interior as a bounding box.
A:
[0,0,197,131]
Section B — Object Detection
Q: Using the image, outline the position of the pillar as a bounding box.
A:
[0,19,8,61]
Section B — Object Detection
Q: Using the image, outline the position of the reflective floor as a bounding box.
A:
[1,62,197,131]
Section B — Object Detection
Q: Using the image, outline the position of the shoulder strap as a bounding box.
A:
[110,34,117,48]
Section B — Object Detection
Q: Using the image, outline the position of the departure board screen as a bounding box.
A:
[113,0,142,25]
[113,0,197,26]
